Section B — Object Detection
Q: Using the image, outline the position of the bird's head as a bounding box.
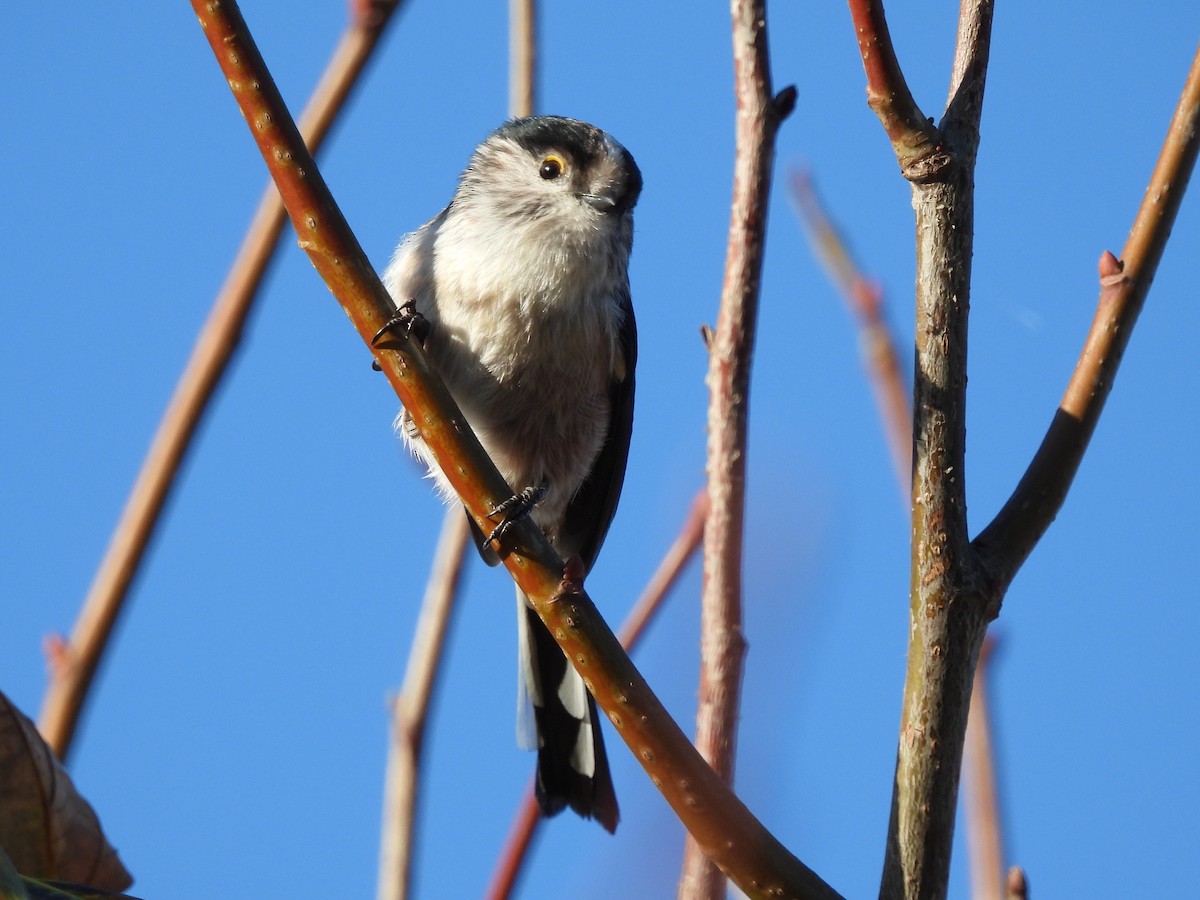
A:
[455,116,642,244]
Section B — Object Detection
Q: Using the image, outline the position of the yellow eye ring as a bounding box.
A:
[539,155,565,179]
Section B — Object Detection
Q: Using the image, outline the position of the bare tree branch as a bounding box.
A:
[377,509,470,900]
[680,1,796,896]
[619,489,709,650]
[975,42,1200,589]
[943,0,995,161]
[845,0,946,181]
[849,3,996,898]
[964,638,1005,900]
[37,0,410,762]
[508,0,536,119]
[788,170,911,495]
[484,787,542,900]
[853,6,1197,900]
[187,3,837,896]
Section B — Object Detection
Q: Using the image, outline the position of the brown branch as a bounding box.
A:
[975,42,1200,589]
[680,2,796,897]
[187,3,837,897]
[508,0,536,119]
[377,509,471,900]
[943,0,994,162]
[845,0,946,181]
[486,489,709,900]
[37,0,410,762]
[964,637,1005,900]
[788,170,911,495]
[872,3,996,898]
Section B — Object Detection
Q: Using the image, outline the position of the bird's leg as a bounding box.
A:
[559,555,586,596]
[371,299,430,369]
[482,480,549,552]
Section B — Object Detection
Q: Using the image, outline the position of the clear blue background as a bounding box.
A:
[3,3,1197,898]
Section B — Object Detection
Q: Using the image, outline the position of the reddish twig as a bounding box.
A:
[484,786,543,900]
[681,2,796,896]
[486,489,709,900]
[37,0,410,762]
[377,510,471,900]
[964,637,1005,900]
[618,490,709,649]
[975,42,1200,589]
[845,0,945,181]
[188,3,837,896]
[788,170,911,494]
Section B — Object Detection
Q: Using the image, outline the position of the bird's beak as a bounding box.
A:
[580,190,626,215]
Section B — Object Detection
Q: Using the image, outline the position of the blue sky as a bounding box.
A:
[3,3,1198,898]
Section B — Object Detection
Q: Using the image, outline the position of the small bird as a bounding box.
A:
[380,116,641,832]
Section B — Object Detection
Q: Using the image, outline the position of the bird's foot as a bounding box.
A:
[482,481,548,553]
[371,299,429,369]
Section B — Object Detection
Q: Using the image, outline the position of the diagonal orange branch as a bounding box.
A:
[187,2,837,896]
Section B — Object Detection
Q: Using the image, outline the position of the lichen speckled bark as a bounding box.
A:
[878,161,995,900]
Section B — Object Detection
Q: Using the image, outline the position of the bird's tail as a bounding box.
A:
[516,593,619,832]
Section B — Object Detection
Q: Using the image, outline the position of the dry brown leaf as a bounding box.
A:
[0,693,131,891]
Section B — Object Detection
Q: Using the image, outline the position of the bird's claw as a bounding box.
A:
[482,481,549,552]
[371,300,429,370]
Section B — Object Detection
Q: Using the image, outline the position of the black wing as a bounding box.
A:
[559,289,637,572]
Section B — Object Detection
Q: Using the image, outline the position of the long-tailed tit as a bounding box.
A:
[381,116,640,832]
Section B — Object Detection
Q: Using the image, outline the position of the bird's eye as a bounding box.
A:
[539,155,565,180]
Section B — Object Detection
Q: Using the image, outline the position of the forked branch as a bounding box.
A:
[846,0,946,180]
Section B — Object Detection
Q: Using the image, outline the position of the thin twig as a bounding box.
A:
[484,788,542,900]
[188,4,838,896]
[619,490,709,649]
[508,0,536,119]
[964,637,1004,900]
[377,509,471,900]
[37,0,410,761]
[845,0,945,181]
[788,170,910,494]
[975,42,1200,589]
[486,489,709,900]
[680,2,796,897]
[943,0,994,161]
